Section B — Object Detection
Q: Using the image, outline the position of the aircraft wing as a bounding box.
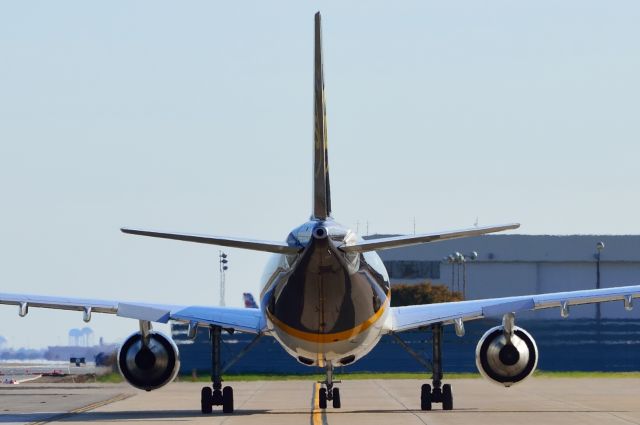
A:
[390,285,640,332]
[340,223,520,253]
[0,292,265,334]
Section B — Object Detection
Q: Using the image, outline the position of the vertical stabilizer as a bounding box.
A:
[312,12,332,220]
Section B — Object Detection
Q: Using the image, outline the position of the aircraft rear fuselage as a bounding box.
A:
[260,220,391,366]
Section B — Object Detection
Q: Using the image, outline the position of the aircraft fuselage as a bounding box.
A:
[260,219,391,366]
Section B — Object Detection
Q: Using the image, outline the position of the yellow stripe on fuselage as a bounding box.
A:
[267,298,389,344]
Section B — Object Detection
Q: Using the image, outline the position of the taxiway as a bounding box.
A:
[2,378,640,425]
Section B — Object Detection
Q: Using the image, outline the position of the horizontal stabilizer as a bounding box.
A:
[339,223,520,253]
[121,228,301,255]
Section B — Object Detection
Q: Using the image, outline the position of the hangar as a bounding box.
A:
[379,234,640,319]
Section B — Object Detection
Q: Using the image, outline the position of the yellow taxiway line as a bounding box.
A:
[312,382,322,425]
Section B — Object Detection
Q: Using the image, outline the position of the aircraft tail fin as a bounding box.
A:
[312,12,332,220]
[243,293,258,309]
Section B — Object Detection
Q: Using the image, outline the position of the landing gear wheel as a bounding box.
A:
[222,386,234,414]
[332,388,341,408]
[201,387,212,414]
[319,388,327,409]
[420,384,432,411]
[442,384,453,411]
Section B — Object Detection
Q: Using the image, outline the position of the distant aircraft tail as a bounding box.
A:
[243,293,258,309]
[312,12,332,221]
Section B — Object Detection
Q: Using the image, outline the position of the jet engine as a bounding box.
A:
[117,331,180,391]
[475,324,538,387]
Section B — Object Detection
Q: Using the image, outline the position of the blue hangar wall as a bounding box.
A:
[172,319,640,374]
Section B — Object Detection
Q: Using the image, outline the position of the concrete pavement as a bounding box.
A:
[2,378,640,424]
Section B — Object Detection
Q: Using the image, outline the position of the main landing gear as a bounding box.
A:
[199,325,262,415]
[318,362,341,409]
[421,323,453,411]
[392,323,453,411]
[201,326,234,414]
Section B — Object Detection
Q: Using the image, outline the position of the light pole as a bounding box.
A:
[443,254,456,292]
[455,252,462,292]
[595,241,605,321]
[443,251,478,300]
[449,255,455,291]
[219,252,229,307]
[462,251,478,300]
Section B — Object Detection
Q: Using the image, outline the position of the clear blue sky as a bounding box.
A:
[0,1,638,348]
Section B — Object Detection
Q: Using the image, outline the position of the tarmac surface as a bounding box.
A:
[0,363,108,385]
[2,378,640,424]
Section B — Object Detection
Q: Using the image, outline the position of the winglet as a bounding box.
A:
[312,12,332,220]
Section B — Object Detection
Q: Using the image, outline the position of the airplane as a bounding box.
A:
[242,293,258,309]
[2,11,639,414]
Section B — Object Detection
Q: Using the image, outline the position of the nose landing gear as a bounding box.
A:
[318,362,341,409]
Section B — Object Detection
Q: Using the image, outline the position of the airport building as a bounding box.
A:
[379,234,640,320]
[172,234,640,374]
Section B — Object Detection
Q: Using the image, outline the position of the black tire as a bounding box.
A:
[442,384,453,411]
[222,386,234,414]
[332,388,341,409]
[319,388,327,409]
[420,384,432,411]
[201,387,213,414]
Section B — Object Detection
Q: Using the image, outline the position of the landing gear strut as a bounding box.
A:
[392,323,454,411]
[318,362,341,409]
[201,325,234,414]
[421,323,453,411]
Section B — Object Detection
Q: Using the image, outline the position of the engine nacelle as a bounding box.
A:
[117,331,180,391]
[475,325,538,387]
